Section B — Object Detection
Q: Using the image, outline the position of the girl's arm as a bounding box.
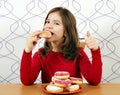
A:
[20,50,41,85]
[80,48,102,85]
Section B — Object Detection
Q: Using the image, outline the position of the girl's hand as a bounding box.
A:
[85,31,99,51]
[25,30,42,52]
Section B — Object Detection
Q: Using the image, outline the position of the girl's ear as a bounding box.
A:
[64,34,66,37]
[62,32,66,42]
[63,31,67,37]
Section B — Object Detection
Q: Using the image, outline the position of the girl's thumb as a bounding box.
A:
[87,31,91,37]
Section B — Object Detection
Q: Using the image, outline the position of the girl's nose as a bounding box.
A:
[47,23,53,29]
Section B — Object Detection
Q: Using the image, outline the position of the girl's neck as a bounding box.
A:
[51,42,61,52]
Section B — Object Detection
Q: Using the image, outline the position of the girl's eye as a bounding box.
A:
[45,20,50,23]
[45,20,60,25]
[55,22,60,25]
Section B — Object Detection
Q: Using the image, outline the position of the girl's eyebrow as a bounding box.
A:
[47,19,60,21]
[46,19,62,23]
[53,20,61,22]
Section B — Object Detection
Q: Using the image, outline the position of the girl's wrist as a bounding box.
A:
[24,47,32,53]
[92,46,99,51]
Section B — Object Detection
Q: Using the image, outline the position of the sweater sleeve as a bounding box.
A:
[80,48,102,85]
[20,50,41,85]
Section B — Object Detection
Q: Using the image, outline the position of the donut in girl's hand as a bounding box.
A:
[54,71,70,79]
[46,83,63,93]
[54,79,71,88]
[70,77,82,85]
[40,31,52,38]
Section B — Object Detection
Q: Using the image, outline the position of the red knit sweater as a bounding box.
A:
[20,48,102,85]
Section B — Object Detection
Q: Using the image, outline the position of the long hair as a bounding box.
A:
[40,7,80,60]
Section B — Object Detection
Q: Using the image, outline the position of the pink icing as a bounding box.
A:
[70,77,82,81]
[55,79,71,86]
[54,71,70,76]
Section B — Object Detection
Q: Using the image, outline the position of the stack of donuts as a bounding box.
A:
[46,71,82,93]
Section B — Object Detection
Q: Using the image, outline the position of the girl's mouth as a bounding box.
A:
[51,32,54,35]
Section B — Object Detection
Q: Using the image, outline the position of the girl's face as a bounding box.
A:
[43,12,64,45]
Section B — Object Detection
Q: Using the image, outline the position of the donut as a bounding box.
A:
[54,79,71,88]
[46,83,63,93]
[54,71,70,79]
[40,31,51,38]
[70,77,82,85]
[51,76,58,82]
[66,84,79,92]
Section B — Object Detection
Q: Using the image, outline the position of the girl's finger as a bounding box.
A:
[87,31,91,37]
[31,30,43,37]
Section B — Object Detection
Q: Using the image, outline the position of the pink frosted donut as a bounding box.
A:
[54,79,71,87]
[51,76,58,82]
[70,77,82,85]
[54,71,70,79]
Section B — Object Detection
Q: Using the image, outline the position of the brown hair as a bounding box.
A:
[40,7,80,60]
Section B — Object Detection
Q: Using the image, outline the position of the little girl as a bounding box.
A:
[20,7,102,85]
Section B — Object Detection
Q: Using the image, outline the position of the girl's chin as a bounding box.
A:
[46,38,53,42]
[46,37,62,43]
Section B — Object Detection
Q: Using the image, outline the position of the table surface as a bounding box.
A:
[0,83,120,95]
